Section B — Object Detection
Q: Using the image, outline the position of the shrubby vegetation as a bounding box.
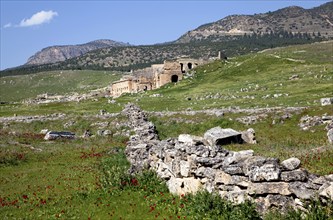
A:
[0,32,327,77]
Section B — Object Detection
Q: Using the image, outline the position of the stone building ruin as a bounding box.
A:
[110,56,219,97]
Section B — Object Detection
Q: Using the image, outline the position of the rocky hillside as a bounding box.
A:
[176,2,333,43]
[26,39,130,65]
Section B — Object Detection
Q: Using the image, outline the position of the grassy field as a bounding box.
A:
[0,70,121,102]
[1,41,333,219]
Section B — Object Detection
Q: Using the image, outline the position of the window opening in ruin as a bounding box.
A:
[171,75,178,83]
[187,63,192,70]
[180,63,185,73]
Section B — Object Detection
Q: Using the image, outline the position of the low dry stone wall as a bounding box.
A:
[123,103,333,213]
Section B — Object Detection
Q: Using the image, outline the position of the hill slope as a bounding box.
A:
[0,70,121,102]
[26,39,130,65]
[176,2,333,43]
[120,41,333,111]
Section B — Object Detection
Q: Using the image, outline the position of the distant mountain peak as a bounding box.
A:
[26,39,130,65]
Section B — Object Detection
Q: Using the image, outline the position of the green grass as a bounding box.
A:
[0,70,121,102]
[1,128,331,219]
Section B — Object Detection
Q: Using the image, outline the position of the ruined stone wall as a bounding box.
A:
[111,78,135,97]
[111,58,204,97]
[123,103,333,214]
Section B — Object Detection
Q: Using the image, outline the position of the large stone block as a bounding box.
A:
[167,177,202,195]
[220,190,250,204]
[281,169,308,182]
[248,182,291,195]
[249,163,281,182]
[215,170,249,187]
[289,182,315,199]
[180,160,191,177]
[204,127,242,146]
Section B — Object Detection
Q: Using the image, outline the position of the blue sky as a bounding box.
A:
[0,0,331,70]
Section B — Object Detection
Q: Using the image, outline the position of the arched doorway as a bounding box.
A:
[187,63,192,70]
[171,75,178,83]
[180,63,185,73]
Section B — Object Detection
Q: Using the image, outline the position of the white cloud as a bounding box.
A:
[3,23,12,28]
[19,10,58,27]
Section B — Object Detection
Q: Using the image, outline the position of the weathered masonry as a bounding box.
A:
[110,55,224,97]
[122,103,333,214]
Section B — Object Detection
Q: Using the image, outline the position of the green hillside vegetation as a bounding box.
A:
[0,32,324,76]
[0,70,121,102]
[119,41,332,111]
[1,42,333,219]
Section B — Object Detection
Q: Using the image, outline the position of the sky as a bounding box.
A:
[0,0,331,70]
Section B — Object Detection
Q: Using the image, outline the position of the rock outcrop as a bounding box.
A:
[123,104,333,213]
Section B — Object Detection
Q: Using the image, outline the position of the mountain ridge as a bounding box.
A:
[176,2,333,43]
[2,2,332,75]
[26,39,130,65]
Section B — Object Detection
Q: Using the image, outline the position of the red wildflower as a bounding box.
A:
[131,178,139,186]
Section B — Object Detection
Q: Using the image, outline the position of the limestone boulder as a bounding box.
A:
[255,195,295,214]
[195,167,216,179]
[281,157,301,171]
[220,190,250,204]
[204,127,242,146]
[156,161,174,180]
[289,182,315,199]
[241,128,257,144]
[319,182,333,200]
[178,134,204,145]
[320,97,333,106]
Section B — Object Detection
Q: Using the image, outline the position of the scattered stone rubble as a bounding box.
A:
[23,88,109,105]
[299,114,333,131]
[0,113,66,124]
[123,103,333,214]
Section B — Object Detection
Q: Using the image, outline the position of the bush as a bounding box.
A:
[183,190,260,220]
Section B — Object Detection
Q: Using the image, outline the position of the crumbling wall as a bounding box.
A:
[123,104,333,213]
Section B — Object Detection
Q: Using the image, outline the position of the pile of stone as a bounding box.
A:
[122,103,333,214]
[299,115,327,131]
